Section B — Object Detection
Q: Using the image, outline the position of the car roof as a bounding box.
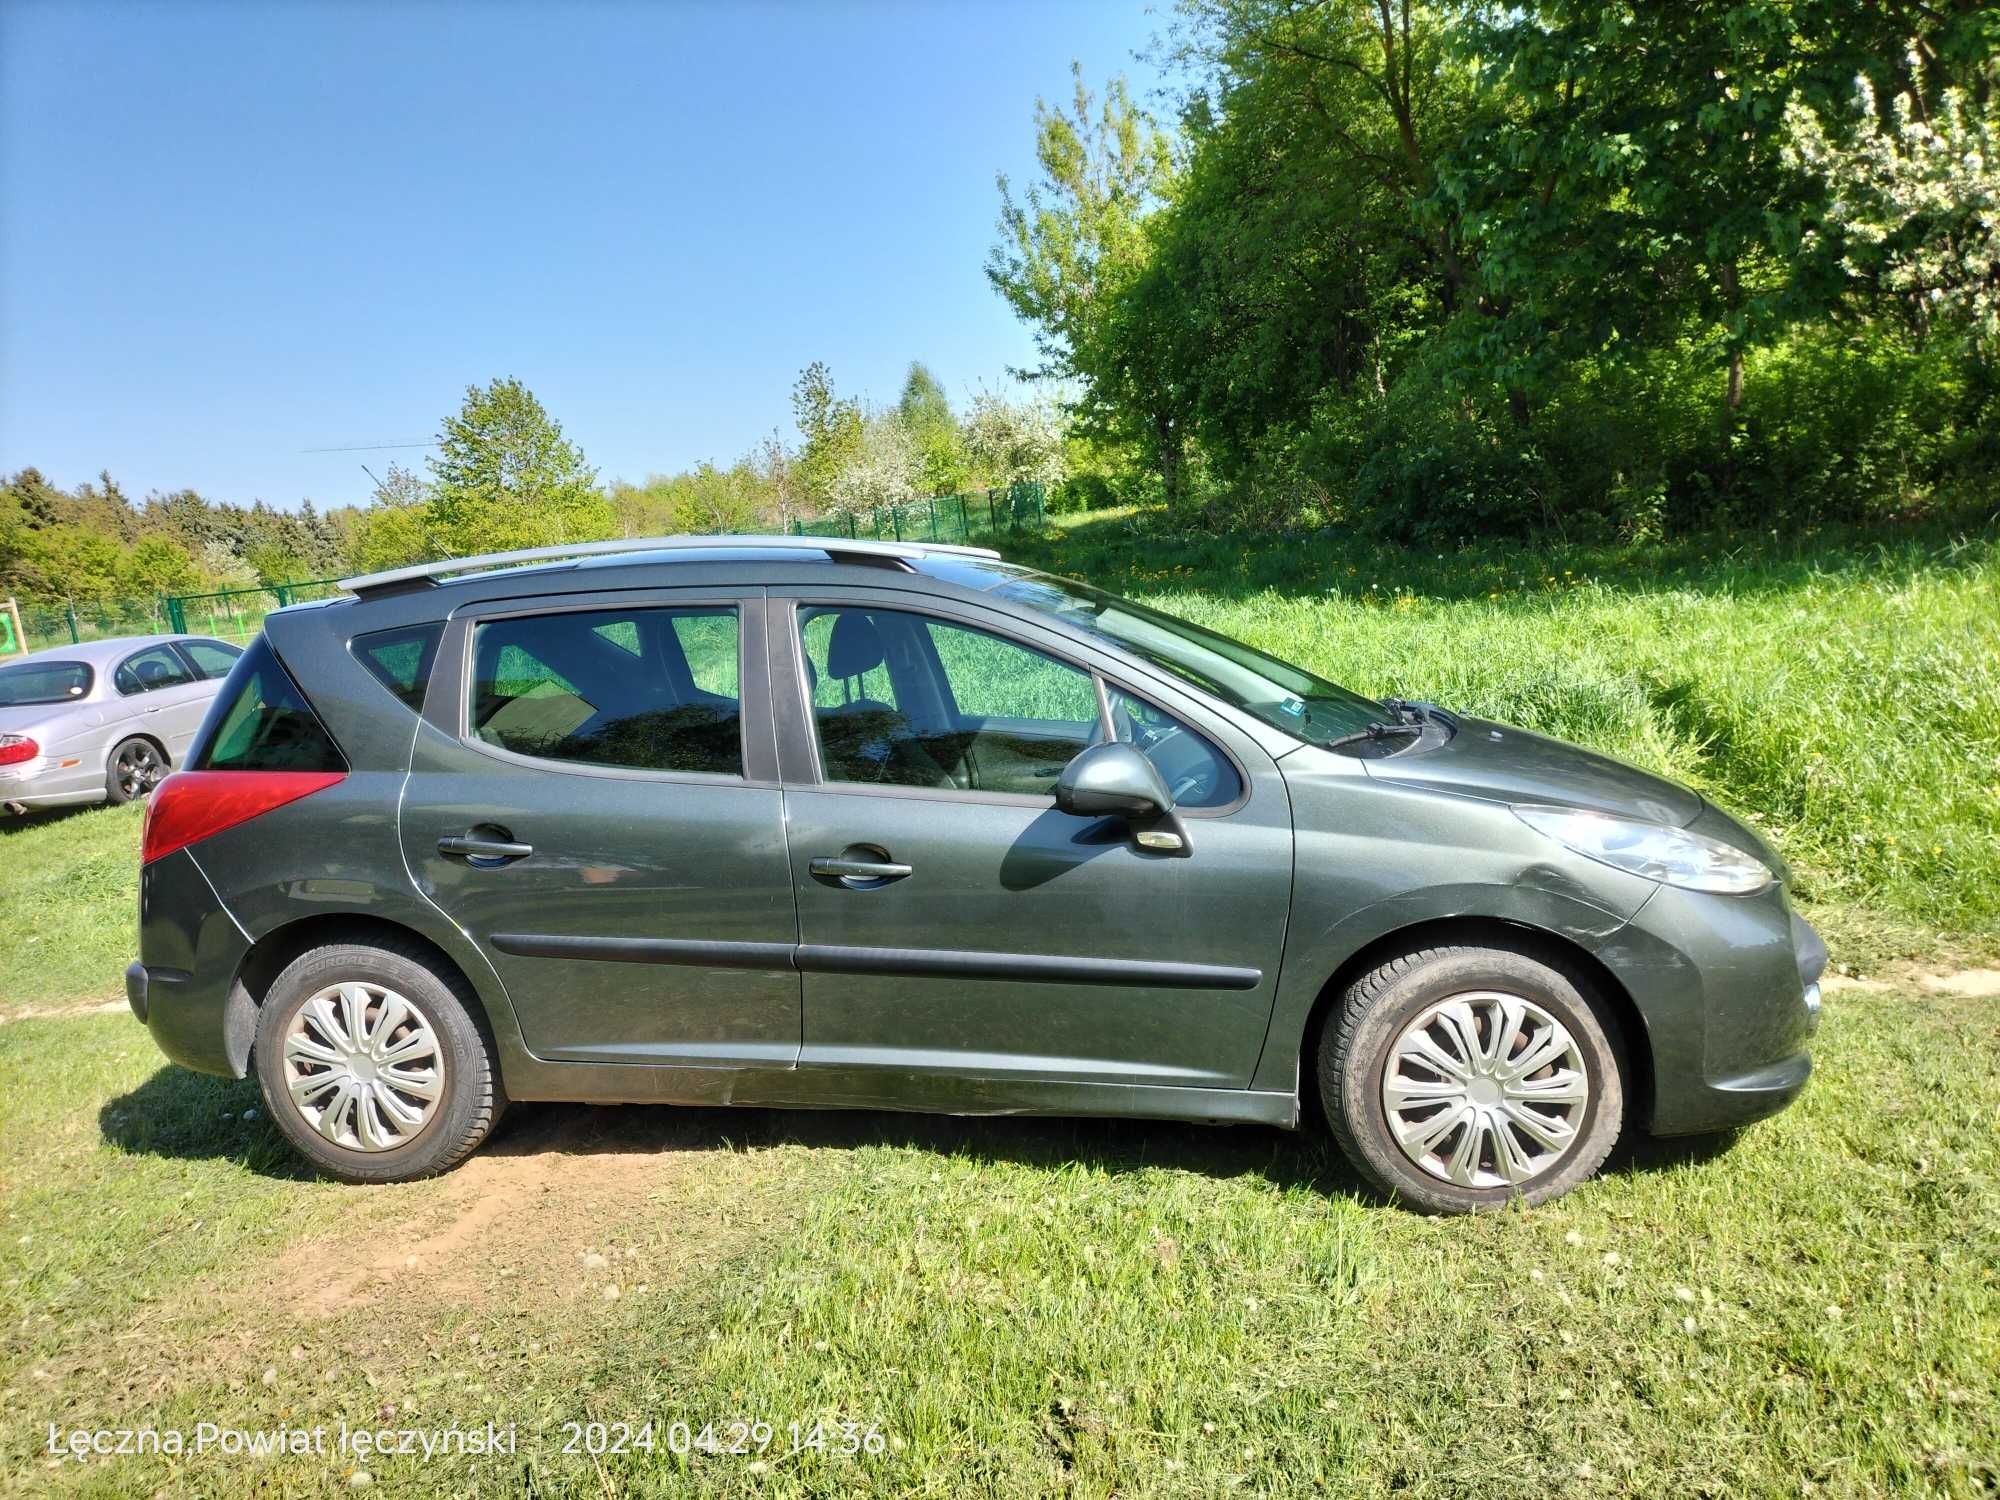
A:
[0,633,205,670]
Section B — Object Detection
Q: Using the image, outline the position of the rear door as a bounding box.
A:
[399,587,800,1066]
[113,642,214,760]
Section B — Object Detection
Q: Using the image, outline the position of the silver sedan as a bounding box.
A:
[0,634,243,814]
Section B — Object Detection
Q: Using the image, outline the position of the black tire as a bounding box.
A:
[253,939,505,1184]
[1317,944,1625,1214]
[105,735,167,805]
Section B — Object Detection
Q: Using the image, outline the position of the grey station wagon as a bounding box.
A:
[128,536,1824,1212]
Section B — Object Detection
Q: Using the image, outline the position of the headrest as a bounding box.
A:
[826,613,886,679]
[136,659,172,684]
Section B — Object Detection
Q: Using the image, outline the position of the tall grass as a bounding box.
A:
[1007,515,2000,935]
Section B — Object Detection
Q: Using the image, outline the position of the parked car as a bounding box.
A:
[0,634,243,814]
[127,536,1824,1212]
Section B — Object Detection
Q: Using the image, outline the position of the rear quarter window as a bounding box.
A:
[352,623,444,713]
[191,637,347,772]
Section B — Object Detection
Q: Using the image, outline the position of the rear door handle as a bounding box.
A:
[809,856,913,883]
[438,835,534,862]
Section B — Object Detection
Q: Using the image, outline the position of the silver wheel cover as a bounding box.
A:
[282,981,445,1152]
[1380,990,1589,1189]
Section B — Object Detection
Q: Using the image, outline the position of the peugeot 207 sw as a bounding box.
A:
[128,535,1824,1213]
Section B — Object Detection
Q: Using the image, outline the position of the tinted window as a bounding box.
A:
[799,607,1099,796]
[471,607,742,776]
[192,637,347,772]
[0,661,91,707]
[179,639,242,679]
[1105,685,1242,810]
[115,645,196,695]
[353,623,444,713]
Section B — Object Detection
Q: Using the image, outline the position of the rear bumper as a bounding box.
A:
[133,848,254,1076]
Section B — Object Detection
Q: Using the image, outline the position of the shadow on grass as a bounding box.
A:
[0,802,105,839]
[101,1063,1745,1206]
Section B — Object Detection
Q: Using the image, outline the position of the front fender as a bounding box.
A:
[1249,880,1637,1094]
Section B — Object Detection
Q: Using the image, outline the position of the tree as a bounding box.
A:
[988,68,1189,499]
[898,362,970,493]
[828,415,923,515]
[963,390,1067,489]
[348,463,434,572]
[119,536,201,598]
[425,377,611,555]
[1784,52,2000,346]
[791,363,865,511]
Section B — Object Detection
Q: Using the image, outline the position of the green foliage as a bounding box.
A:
[424,377,610,555]
[994,3,2000,539]
[791,361,866,512]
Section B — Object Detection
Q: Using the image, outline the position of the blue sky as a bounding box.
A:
[0,0,1160,510]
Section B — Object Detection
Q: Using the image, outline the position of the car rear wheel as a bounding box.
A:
[105,736,167,804]
[1317,943,1624,1213]
[253,939,505,1183]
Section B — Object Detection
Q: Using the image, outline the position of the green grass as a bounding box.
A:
[0,803,143,1012]
[1010,512,2000,937]
[1,989,1994,1496]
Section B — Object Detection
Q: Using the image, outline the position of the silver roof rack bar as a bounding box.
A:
[337,532,1002,596]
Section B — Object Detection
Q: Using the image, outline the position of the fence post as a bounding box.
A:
[926,498,937,540]
[890,505,902,541]
[65,602,80,644]
[166,596,186,633]
[988,490,999,532]
[274,584,292,609]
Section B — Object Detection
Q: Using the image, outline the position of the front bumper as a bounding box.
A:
[1599,887,1826,1137]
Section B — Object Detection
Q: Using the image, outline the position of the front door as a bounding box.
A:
[400,589,799,1065]
[772,592,1293,1090]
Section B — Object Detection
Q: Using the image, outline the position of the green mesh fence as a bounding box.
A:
[789,482,1045,544]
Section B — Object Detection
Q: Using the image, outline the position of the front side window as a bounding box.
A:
[115,645,195,695]
[798,607,1099,797]
[1105,685,1242,810]
[989,573,1381,746]
[470,606,742,776]
[0,661,91,706]
[192,637,347,772]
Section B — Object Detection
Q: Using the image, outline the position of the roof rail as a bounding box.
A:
[336,533,1003,597]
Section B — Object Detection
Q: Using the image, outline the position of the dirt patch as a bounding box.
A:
[0,997,125,1024]
[265,1103,791,1321]
[1918,968,2000,998]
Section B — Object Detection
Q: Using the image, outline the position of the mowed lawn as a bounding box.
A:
[2,523,1997,1496]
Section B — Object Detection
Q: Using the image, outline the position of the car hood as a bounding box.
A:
[1360,714,1704,827]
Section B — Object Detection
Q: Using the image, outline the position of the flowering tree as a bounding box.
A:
[1785,58,2000,345]
[827,414,923,515]
[963,391,1066,490]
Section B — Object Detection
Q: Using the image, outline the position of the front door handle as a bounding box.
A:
[438,834,534,862]
[809,855,913,884]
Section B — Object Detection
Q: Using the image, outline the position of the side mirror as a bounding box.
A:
[1054,743,1188,852]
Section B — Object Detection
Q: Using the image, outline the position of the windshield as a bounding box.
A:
[0,660,93,708]
[991,574,1381,745]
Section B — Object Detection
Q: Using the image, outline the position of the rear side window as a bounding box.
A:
[470,606,742,776]
[191,637,347,772]
[178,639,242,679]
[353,623,444,713]
[0,661,91,706]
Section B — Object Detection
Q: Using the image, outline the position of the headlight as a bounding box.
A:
[1513,805,1772,894]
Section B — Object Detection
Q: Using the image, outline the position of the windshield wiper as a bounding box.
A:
[1381,697,1430,725]
[1325,720,1427,750]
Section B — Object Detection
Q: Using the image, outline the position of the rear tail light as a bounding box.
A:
[141,770,346,865]
[0,735,38,766]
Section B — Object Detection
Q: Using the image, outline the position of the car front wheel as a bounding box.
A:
[253,939,505,1183]
[1318,943,1625,1213]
